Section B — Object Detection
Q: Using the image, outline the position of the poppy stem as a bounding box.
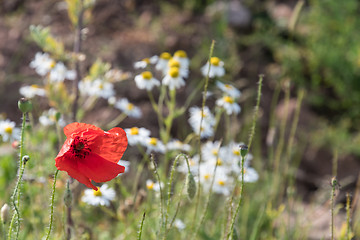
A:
[7,112,27,240]
[45,169,59,240]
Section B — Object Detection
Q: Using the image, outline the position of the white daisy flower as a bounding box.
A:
[216,81,241,99]
[117,160,130,176]
[144,137,166,153]
[0,119,20,142]
[81,184,116,206]
[49,62,76,82]
[155,52,172,74]
[39,108,65,127]
[146,179,163,192]
[216,95,241,115]
[134,56,158,69]
[238,167,259,183]
[173,50,190,68]
[114,98,142,119]
[162,67,186,90]
[19,85,46,98]
[134,71,160,91]
[198,163,232,196]
[188,106,216,139]
[166,139,191,152]
[124,127,151,146]
[79,79,115,99]
[177,155,199,174]
[30,52,54,76]
[201,57,225,78]
[167,59,189,78]
[173,219,186,230]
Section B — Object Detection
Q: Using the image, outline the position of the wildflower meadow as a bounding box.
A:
[0,0,359,239]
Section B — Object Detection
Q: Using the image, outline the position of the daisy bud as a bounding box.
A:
[186,172,196,200]
[1,203,10,224]
[18,98,33,113]
[54,112,61,122]
[239,145,248,158]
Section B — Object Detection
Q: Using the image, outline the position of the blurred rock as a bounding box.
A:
[206,0,252,30]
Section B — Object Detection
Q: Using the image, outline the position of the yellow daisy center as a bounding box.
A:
[147,182,154,190]
[50,61,56,68]
[211,149,218,156]
[142,58,150,64]
[189,160,195,166]
[31,84,40,88]
[174,50,187,58]
[233,149,240,156]
[141,71,153,80]
[204,174,211,180]
[224,84,232,89]
[4,126,13,134]
[216,159,223,166]
[93,189,102,196]
[160,52,172,60]
[210,57,220,66]
[224,96,234,104]
[218,180,225,186]
[149,137,157,146]
[130,127,139,135]
[98,83,104,90]
[127,103,134,110]
[168,59,180,68]
[169,67,179,78]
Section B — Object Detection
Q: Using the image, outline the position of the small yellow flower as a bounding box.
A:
[210,57,220,66]
[130,127,139,135]
[141,71,153,80]
[160,52,172,60]
[168,67,180,78]
[174,50,187,58]
[168,59,180,68]
[93,189,102,197]
[149,137,158,146]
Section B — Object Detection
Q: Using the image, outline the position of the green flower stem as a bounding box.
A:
[163,154,182,239]
[227,153,246,240]
[192,40,215,230]
[150,155,165,233]
[227,75,263,239]
[137,212,146,240]
[46,169,59,240]
[346,192,351,240]
[194,142,222,238]
[330,177,337,240]
[8,112,27,240]
[106,112,127,129]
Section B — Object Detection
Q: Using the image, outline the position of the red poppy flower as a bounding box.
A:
[55,122,128,190]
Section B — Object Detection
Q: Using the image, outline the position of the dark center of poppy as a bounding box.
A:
[70,136,91,158]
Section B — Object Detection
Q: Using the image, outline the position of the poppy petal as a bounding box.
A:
[64,122,102,137]
[91,127,128,163]
[77,153,125,183]
[55,154,98,190]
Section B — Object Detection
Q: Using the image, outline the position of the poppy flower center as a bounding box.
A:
[70,136,91,158]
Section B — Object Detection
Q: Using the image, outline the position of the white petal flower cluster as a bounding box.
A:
[177,141,258,196]
[39,108,65,127]
[188,106,216,139]
[19,85,46,99]
[201,57,225,78]
[79,78,115,99]
[114,98,142,119]
[215,81,242,115]
[0,120,20,142]
[81,184,116,206]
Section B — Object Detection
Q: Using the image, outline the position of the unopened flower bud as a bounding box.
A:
[186,172,196,200]
[18,98,33,113]
[22,155,30,165]
[64,182,72,207]
[1,203,10,224]
[239,145,248,158]
[55,112,61,122]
